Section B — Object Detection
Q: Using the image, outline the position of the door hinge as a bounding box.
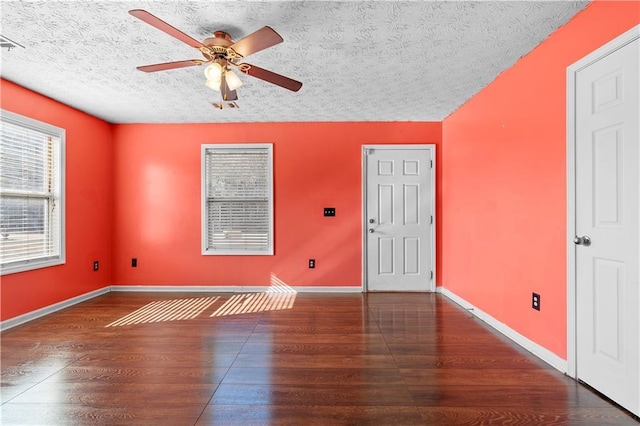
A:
[430,271,434,280]
[430,160,433,168]
[430,215,433,224]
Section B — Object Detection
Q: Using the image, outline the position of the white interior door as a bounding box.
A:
[574,36,639,416]
[364,145,434,292]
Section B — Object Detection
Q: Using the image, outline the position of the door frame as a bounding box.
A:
[362,144,436,292]
[566,24,639,379]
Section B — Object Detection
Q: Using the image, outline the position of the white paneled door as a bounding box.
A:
[574,35,639,416]
[364,145,434,292]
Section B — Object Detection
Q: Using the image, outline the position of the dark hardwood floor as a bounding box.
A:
[1,292,637,425]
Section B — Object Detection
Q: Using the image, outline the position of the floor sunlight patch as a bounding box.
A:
[105,296,219,327]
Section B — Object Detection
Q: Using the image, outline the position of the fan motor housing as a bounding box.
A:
[202,31,238,61]
[204,31,233,48]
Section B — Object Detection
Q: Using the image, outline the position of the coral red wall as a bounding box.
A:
[0,79,440,323]
[0,79,113,321]
[112,122,442,287]
[441,1,639,359]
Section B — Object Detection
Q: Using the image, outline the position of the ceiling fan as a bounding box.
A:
[128,9,302,104]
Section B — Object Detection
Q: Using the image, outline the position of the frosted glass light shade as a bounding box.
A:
[205,78,221,91]
[204,62,223,81]
[225,70,243,91]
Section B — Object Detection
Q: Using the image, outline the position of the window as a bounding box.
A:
[0,110,65,274]
[202,144,273,255]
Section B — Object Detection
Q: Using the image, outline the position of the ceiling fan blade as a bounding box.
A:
[136,60,202,73]
[230,27,283,58]
[243,64,302,92]
[129,9,205,49]
[221,74,238,101]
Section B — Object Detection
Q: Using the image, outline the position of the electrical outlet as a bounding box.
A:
[93,261,99,271]
[309,259,315,269]
[132,258,137,268]
[532,292,541,311]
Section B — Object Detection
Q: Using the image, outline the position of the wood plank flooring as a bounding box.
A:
[1,292,637,425]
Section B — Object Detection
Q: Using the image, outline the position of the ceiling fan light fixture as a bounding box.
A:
[205,78,221,91]
[129,10,303,101]
[204,62,223,81]
[225,69,243,91]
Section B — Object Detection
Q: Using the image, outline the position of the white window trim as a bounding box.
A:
[0,109,66,275]
[201,143,274,255]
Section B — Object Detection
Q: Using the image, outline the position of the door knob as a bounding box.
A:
[369,218,375,224]
[369,229,375,233]
[574,236,591,246]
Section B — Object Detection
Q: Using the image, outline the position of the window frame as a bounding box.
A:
[201,143,274,256]
[0,109,66,275]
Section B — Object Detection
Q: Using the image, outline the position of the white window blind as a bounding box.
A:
[202,144,273,255]
[0,110,65,274]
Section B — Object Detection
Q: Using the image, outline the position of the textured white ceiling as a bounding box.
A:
[0,1,587,123]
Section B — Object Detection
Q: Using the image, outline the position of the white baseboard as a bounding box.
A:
[110,285,363,293]
[111,285,249,293]
[437,287,568,374]
[292,286,363,293]
[0,286,111,331]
